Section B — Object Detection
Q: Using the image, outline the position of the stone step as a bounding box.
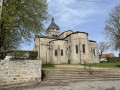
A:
[44,77,97,80]
[93,74,120,76]
[45,76,94,78]
[43,78,120,82]
[44,72,90,75]
[45,72,91,75]
[42,70,119,74]
[43,77,120,81]
[44,73,120,77]
[45,75,93,77]
[43,69,117,71]
[44,76,120,79]
[43,71,104,74]
[43,70,90,73]
[42,69,120,81]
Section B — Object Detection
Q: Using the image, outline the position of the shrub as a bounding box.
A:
[0,50,38,60]
[0,51,7,59]
[28,51,38,60]
[106,57,120,63]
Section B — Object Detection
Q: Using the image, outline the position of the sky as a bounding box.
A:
[22,0,120,56]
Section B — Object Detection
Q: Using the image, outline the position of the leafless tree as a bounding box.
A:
[97,41,110,55]
[104,4,120,51]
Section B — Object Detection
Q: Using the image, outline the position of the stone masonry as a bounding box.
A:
[34,18,99,64]
[0,60,41,86]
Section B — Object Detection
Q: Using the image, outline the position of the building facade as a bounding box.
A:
[34,18,99,64]
[100,53,115,62]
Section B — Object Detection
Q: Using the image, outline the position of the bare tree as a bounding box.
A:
[104,4,120,50]
[98,41,110,55]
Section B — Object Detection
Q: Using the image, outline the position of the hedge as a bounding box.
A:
[0,50,38,60]
[106,57,120,63]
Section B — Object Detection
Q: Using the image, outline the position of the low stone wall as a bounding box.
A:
[0,60,41,86]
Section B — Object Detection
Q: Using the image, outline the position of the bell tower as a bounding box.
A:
[47,17,60,37]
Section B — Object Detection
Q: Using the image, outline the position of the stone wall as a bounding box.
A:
[49,40,68,64]
[59,30,73,38]
[64,32,99,64]
[64,32,90,64]
[89,41,99,63]
[47,29,60,37]
[34,31,99,64]
[34,37,55,64]
[0,60,41,86]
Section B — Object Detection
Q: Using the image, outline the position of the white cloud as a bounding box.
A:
[21,0,120,53]
[47,0,120,31]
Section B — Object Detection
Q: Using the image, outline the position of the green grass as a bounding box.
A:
[42,63,120,69]
[85,63,120,68]
[42,64,55,68]
[55,63,72,65]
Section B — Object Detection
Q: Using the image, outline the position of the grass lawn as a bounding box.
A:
[42,64,55,68]
[87,63,120,68]
[42,63,120,69]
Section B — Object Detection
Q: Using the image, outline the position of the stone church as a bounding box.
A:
[34,18,99,64]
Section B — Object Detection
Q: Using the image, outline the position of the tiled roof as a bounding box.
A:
[100,53,114,58]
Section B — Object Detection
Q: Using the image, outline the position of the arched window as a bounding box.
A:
[76,45,78,54]
[55,50,57,56]
[53,35,54,37]
[83,44,85,53]
[61,49,63,56]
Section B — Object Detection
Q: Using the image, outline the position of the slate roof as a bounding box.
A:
[63,31,89,39]
[48,17,60,30]
[35,35,63,40]
[89,40,96,42]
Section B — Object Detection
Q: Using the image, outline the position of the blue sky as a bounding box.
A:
[22,0,120,56]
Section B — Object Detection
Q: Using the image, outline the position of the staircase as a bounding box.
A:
[42,69,120,82]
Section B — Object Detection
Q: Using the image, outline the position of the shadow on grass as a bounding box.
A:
[116,65,120,68]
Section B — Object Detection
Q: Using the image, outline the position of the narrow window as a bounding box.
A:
[83,44,85,53]
[76,45,78,54]
[94,49,95,55]
[69,46,70,49]
[69,46,71,53]
[55,50,57,56]
[61,49,63,56]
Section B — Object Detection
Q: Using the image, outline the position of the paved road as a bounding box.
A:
[25,80,120,90]
[2,80,120,90]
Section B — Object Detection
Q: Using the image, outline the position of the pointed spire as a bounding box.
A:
[48,17,60,30]
[52,17,54,23]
